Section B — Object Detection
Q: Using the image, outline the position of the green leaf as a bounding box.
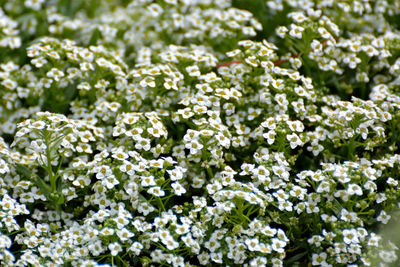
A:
[33,174,51,200]
[14,164,32,179]
[64,82,77,101]
[284,251,308,265]
[47,132,70,162]
[56,194,65,205]
[56,172,64,193]
[88,28,102,46]
[331,197,344,217]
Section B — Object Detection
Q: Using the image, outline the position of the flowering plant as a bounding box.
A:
[0,0,400,266]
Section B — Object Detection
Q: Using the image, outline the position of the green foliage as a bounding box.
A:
[0,0,400,266]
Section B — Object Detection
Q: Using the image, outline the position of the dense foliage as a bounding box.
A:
[0,0,400,266]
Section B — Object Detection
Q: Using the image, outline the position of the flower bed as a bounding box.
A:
[0,0,400,266]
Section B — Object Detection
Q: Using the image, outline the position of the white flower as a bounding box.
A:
[117,228,135,241]
[122,115,140,125]
[138,202,155,216]
[100,227,115,236]
[386,177,398,186]
[108,242,122,256]
[342,229,359,244]
[1,79,17,90]
[206,181,222,195]
[177,108,194,119]
[286,120,304,132]
[261,226,276,237]
[205,237,221,253]
[367,233,381,247]
[275,93,288,106]
[94,165,112,180]
[272,165,289,180]
[289,24,304,39]
[171,182,186,196]
[167,166,186,181]
[312,252,328,266]
[0,159,10,174]
[215,132,230,148]
[286,133,303,149]
[271,238,286,253]
[340,209,358,222]
[347,183,363,196]
[147,3,163,16]
[79,130,95,143]
[273,189,289,202]
[77,82,91,91]
[263,130,276,145]
[72,175,91,188]
[318,27,332,39]
[135,137,151,151]
[289,12,307,23]
[377,210,391,224]
[163,78,178,90]
[149,159,164,168]
[147,186,165,197]
[240,163,255,176]
[278,201,293,212]
[140,76,156,88]
[46,68,64,81]
[316,181,331,193]
[308,235,324,247]
[271,79,285,90]
[379,250,398,263]
[215,88,231,100]
[343,54,361,69]
[245,237,260,252]
[289,185,307,200]
[307,141,324,156]
[128,242,143,255]
[253,165,270,182]
[201,72,221,83]
[102,175,119,189]
[175,223,190,235]
[185,140,203,154]
[186,65,201,76]
[276,26,288,38]
[119,161,135,175]
[141,175,156,187]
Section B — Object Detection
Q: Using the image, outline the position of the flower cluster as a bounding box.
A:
[0,0,400,266]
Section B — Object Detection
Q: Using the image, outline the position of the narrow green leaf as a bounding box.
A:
[33,174,51,199]
[64,82,77,101]
[284,251,308,264]
[56,194,65,205]
[331,197,344,217]
[14,164,32,179]
[88,28,102,46]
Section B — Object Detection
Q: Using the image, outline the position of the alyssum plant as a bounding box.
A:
[0,0,400,266]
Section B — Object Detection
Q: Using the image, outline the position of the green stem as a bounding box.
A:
[206,167,213,179]
[157,197,166,212]
[116,255,129,267]
[44,130,56,192]
[53,155,65,185]
[236,201,251,223]
[246,205,259,217]
[224,216,242,225]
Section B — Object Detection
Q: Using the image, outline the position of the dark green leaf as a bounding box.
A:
[33,174,51,199]
[56,194,65,205]
[284,251,308,265]
[64,82,78,101]
[14,164,32,179]
[88,28,102,46]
